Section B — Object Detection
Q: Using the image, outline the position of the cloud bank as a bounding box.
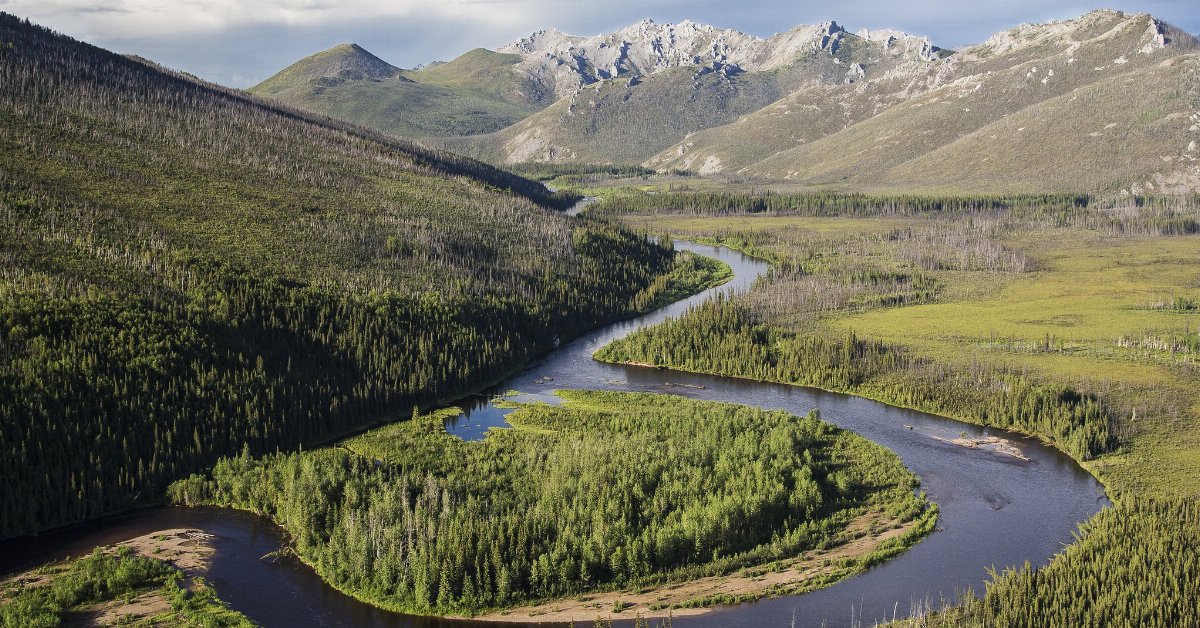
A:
[7,0,1199,87]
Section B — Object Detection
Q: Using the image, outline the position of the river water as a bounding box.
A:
[1,237,1106,627]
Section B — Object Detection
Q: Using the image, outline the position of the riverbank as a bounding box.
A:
[474,508,934,623]
[0,528,249,626]
[2,240,1105,628]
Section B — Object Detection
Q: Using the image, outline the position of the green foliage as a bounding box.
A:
[598,190,1200,235]
[169,391,929,616]
[903,499,1200,628]
[0,547,249,627]
[628,251,732,313]
[506,163,664,182]
[598,295,1114,461]
[252,44,546,138]
[0,15,679,538]
[162,577,254,627]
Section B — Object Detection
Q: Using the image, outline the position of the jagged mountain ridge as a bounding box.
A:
[433,18,951,165]
[649,10,1195,174]
[255,17,943,144]
[498,18,943,99]
[732,10,1200,193]
[259,10,1199,193]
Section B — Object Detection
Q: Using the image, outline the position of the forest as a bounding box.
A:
[596,189,1200,235]
[902,498,1200,628]
[0,15,693,539]
[168,391,932,616]
[598,295,1113,460]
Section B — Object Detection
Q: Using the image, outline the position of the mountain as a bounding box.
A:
[496,19,941,99]
[261,11,1197,194]
[714,10,1200,194]
[251,43,550,137]
[0,13,677,537]
[436,19,945,164]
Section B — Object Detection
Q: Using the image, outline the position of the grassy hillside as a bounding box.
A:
[251,45,546,138]
[735,11,1200,194]
[644,80,904,175]
[877,55,1200,194]
[0,14,685,539]
[441,30,938,166]
[436,67,785,164]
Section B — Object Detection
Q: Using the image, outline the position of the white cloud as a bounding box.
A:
[5,0,1198,87]
[8,0,537,36]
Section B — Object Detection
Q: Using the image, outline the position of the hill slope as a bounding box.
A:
[0,13,679,538]
[437,20,944,164]
[251,44,548,137]
[663,10,1200,193]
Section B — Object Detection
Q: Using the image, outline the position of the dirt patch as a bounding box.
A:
[66,589,174,627]
[930,434,1031,461]
[114,528,216,575]
[3,529,216,626]
[469,511,915,623]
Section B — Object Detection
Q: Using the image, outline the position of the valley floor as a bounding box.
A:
[593,191,1200,626]
[614,210,1200,496]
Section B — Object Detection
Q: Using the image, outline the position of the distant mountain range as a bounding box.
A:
[255,10,1200,194]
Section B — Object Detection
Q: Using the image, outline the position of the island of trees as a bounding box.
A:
[170,391,934,616]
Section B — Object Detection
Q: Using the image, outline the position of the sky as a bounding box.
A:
[6,1,1200,88]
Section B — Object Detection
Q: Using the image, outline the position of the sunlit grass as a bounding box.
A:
[611,212,1200,498]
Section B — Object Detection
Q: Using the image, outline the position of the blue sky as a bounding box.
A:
[6,0,1199,87]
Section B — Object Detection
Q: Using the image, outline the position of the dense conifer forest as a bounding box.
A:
[0,15,686,539]
[169,391,932,616]
[597,190,1200,235]
[902,498,1200,628]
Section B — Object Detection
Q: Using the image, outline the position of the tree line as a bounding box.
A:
[902,498,1200,628]
[597,295,1115,461]
[597,190,1200,236]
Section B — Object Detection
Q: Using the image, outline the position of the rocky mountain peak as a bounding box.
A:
[497,18,947,99]
[856,28,941,61]
[962,9,1196,62]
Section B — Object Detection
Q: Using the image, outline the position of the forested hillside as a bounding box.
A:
[0,14,681,539]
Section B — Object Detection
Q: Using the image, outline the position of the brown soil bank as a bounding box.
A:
[469,511,916,623]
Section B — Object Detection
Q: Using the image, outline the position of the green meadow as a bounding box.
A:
[598,190,1200,626]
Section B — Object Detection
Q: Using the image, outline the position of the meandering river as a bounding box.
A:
[2,235,1106,627]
